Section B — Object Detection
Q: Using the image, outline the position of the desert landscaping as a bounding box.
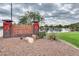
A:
[0,37,79,56]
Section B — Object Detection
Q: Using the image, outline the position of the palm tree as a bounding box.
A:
[19,11,42,24]
[19,15,28,24]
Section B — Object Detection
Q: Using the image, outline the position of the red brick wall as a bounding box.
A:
[11,24,33,37]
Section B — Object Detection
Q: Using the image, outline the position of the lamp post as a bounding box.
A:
[11,3,12,21]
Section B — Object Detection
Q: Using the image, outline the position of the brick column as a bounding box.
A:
[2,20,12,38]
[33,21,39,35]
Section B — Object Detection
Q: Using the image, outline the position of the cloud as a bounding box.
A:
[0,3,79,26]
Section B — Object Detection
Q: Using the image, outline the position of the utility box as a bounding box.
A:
[3,20,12,38]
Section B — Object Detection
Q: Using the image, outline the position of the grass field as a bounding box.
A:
[57,32,79,48]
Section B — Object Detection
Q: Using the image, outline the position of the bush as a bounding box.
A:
[46,33,56,40]
[38,32,46,39]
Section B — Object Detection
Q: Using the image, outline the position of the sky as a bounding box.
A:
[0,3,79,26]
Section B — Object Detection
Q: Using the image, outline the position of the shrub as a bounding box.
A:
[38,32,46,39]
[46,33,56,40]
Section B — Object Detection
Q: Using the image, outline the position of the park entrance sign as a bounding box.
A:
[12,24,33,37]
[3,20,39,38]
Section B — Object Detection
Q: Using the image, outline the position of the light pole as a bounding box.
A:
[11,3,12,21]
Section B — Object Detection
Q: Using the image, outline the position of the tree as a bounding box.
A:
[40,26,44,31]
[48,25,54,31]
[19,15,28,24]
[44,24,49,32]
[57,24,63,28]
[19,11,42,24]
[63,25,69,28]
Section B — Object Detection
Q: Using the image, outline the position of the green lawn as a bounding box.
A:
[57,32,79,48]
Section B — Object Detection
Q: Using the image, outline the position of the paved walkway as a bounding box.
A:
[0,37,79,56]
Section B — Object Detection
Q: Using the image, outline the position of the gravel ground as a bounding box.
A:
[0,37,79,56]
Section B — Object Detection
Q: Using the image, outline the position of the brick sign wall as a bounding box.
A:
[11,24,33,37]
[3,20,39,38]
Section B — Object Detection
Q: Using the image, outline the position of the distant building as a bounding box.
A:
[61,28,71,32]
[47,28,71,33]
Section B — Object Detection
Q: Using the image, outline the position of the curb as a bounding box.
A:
[58,39,79,50]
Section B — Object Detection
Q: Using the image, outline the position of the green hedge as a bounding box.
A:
[38,32,46,39]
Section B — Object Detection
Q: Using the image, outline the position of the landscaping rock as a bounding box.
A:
[25,37,34,43]
[32,34,37,40]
